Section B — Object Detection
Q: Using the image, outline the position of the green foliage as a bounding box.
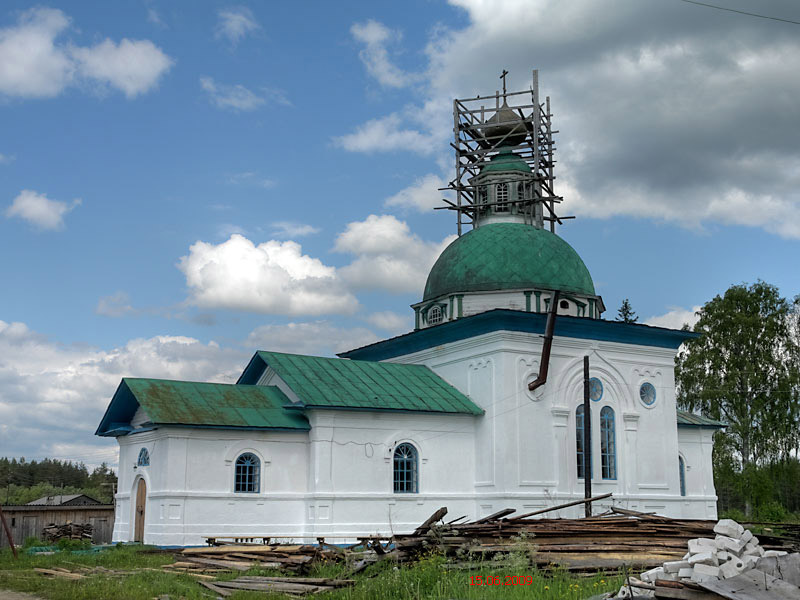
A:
[615,298,638,323]
[56,537,93,551]
[0,457,117,504]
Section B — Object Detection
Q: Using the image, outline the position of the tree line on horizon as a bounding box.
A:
[0,457,117,506]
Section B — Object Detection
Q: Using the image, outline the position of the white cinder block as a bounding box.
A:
[688,552,718,567]
[658,572,678,581]
[715,534,746,554]
[693,563,721,578]
[763,550,788,557]
[664,560,691,573]
[678,567,694,579]
[688,538,716,554]
[741,529,753,544]
[719,558,745,579]
[713,519,744,538]
[716,551,730,562]
[640,567,664,583]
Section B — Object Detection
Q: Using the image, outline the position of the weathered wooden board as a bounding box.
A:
[700,569,800,600]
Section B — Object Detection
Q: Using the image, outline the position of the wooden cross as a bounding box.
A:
[500,69,509,96]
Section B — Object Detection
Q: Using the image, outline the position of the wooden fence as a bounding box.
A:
[0,504,115,548]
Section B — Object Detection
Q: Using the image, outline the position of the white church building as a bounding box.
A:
[96,76,723,547]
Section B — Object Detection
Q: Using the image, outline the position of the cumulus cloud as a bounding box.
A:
[245,321,379,357]
[351,20,417,88]
[270,222,320,238]
[337,0,800,239]
[215,6,260,45]
[71,38,173,98]
[645,305,702,330]
[178,234,358,316]
[0,7,172,99]
[385,173,448,212]
[335,214,455,294]
[333,113,435,154]
[200,77,289,111]
[365,311,411,333]
[0,319,247,467]
[6,189,80,230]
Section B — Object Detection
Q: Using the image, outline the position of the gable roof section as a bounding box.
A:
[96,378,309,437]
[677,409,726,429]
[339,309,699,362]
[239,351,483,415]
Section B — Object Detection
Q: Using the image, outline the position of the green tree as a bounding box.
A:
[616,298,638,323]
[675,282,800,514]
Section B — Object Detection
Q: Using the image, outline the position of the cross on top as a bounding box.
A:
[500,69,509,96]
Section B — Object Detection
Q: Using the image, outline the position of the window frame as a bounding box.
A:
[679,455,686,497]
[600,406,617,480]
[234,452,261,494]
[576,405,590,480]
[495,182,509,212]
[393,443,419,494]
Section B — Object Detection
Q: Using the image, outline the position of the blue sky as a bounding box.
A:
[1,0,799,467]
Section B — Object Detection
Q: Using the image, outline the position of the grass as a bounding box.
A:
[0,544,624,599]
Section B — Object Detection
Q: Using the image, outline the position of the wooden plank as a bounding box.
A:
[214,580,327,593]
[197,581,232,597]
[472,508,516,524]
[413,507,448,535]
[509,493,613,520]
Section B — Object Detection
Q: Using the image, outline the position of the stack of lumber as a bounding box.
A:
[179,543,333,574]
[42,522,93,542]
[199,576,355,597]
[392,497,798,572]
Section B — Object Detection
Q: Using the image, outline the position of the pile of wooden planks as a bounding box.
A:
[41,521,93,542]
[199,576,355,597]
[178,543,334,574]
[392,498,798,573]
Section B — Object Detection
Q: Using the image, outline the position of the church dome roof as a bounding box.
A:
[423,223,596,301]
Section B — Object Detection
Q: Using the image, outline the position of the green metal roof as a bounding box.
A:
[479,149,532,174]
[96,378,309,436]
[255,351,483,415]
[424,223,596,301]
[676,409,726,429]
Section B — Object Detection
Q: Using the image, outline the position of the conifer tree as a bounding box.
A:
[616,298,638,323]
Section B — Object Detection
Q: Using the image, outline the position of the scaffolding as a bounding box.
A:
[440,70,572,235]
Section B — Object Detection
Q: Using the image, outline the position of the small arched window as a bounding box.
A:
[495,183,509,212]
[600,407,617,480]
[393,443,418,493]
[679,456,686,497]
[576,405,589,479]
[559,300,569,310]
[137,448,150,467]
[235,453,260,493]
[517,183,526,201]
[427,305,443,325]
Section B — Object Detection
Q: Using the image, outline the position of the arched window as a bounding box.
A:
[679,456,686,497]
[427,305,443,325]
[393,443,418,493]
[137,448,150,467]
[495,183,509,212]
[517,183,526,201]
[235,453,260,493]
[600,407,617,480]
[576,405,589,479]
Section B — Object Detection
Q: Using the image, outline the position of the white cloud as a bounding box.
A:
[0,319,247,467]
[178,234,358,316]
[0,7,172,99]
[335,214,455,294]
[245,321,379,357]
[271,221,320,238]
[385,173,448,212]
[228,171,276,188]
[365,311,411,333]
[71,38,173,98]
[351,20,417,88]
[333,113,434,154]
[645,305,702,330]
[146,7,165,28]
[200,78,289,111]
[216,6,260,45]
[95,292,136,318]
[0,153,13,164]
[6,189,81,230]
[200,76,264,111]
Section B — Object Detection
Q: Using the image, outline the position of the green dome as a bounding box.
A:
[423,223,595,301]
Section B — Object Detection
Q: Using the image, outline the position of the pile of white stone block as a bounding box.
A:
[639,518,788,585]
